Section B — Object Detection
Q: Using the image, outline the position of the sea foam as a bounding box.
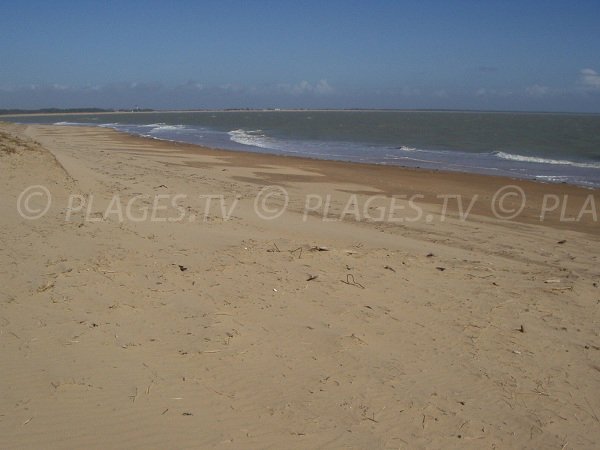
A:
[494,151,600,169]
[228,129,275,149]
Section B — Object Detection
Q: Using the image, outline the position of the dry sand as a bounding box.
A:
[1,122,599,449]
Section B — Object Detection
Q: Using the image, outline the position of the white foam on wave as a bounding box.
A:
[228,129,275,149]
[495,151,600,169]
[386,145,419,153]
[54,121,88,126]
[149,124,186,133]
[535,175,571,182]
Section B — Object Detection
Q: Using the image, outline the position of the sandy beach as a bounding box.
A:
[1,122,599,448]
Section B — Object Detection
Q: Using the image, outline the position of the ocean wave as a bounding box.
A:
[149,124,187,133]
[391,145,417,152]
[383,155,447,165]
[535,175,571,182]
[228,129,275,149]
[54,121,89,126]
[494,151,600,169]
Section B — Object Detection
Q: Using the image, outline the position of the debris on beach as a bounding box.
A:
[341,274,365,289]
[266,242,281,252]
[37,281,55,292]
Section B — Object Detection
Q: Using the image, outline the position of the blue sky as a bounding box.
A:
[1,0,599,111]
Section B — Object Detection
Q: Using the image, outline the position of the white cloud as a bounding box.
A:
[525,84,549,97]
[281,79,334,95]
[580,68,600,90]
[290,80,311,94]
[314,79,333,94]
[474,87,514,97]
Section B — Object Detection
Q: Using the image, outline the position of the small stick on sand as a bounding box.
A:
[289,247,303,259]
[342,274,365,289]
[130,387,138,403]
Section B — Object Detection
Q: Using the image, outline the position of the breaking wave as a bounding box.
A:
[228,129,276,149]
[494,151,600,169]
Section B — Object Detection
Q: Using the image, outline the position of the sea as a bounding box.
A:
[9,110,600,188]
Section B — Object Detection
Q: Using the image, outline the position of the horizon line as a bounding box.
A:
[2,107,600,116]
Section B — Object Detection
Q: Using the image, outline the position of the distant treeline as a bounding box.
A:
[0,108,154,115]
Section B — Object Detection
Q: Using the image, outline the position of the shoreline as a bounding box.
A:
[3,122,599,235]
[73,124,600,234]
[138,129,600,190]
[4,111,600,190]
